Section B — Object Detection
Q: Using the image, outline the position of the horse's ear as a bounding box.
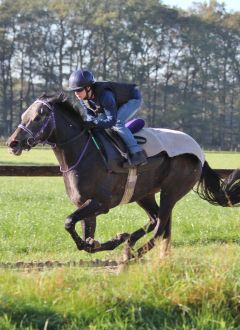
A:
[48,92,66,104]
[39,92,47,99]
[61,93,69,103]
[58,92,66,102]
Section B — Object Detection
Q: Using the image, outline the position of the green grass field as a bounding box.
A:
[0,147,240,329]
[1,146,240,168]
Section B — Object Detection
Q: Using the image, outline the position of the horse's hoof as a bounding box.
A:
[86,237,101,249]
[77,244,85,251]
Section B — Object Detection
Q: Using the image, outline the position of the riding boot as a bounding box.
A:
[123,150,147,168]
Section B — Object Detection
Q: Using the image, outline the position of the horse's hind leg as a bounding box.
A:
[135,156,202,259]
[122,194,159,260]
[134,190,178,259]
[159,211,172,259]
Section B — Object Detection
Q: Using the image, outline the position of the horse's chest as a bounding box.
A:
[63,172,88,207]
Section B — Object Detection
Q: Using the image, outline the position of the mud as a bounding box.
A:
[0,259,122,271]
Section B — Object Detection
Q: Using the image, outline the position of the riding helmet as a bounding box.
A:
[67,69,95,91]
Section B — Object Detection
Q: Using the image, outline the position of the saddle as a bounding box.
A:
[92,119,162,174]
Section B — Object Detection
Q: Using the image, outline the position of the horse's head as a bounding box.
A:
[7,93,73,155]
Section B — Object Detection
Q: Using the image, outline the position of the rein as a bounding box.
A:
[59,135,91,173]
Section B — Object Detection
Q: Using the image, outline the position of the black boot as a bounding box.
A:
[123,150,147,168]
[130,150,147,166]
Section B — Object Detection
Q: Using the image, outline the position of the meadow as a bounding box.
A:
[0,147,240,329]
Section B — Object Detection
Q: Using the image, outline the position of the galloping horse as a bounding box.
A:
[7,94,240,260]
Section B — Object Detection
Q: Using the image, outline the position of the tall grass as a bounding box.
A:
[0,149,240,329]
[0,245,240,329]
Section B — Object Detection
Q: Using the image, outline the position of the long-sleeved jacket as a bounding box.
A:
[80,81,141,129]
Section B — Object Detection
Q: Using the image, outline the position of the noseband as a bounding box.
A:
[18,100,56,148]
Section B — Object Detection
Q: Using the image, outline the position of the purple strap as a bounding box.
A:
[18,100,56,146]
[18,124,35,138]
[60,136,91,173]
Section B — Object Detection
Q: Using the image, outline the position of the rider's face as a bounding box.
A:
[75,87,92,100]
[75,89,87,100]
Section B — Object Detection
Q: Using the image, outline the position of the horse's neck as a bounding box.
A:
[51,110,88,170]
[54,110,82,142]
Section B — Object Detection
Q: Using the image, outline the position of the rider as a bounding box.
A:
[67,69,147,167]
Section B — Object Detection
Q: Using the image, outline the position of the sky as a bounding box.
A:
[162,0,240,12]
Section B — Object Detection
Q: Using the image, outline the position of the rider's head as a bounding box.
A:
[67,69,95,100]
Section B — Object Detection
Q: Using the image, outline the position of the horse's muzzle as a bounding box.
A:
[7,139,23,156]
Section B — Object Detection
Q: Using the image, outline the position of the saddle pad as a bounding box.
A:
[135,128,205,165]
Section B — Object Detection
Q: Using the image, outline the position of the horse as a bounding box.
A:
[7,93,240,261]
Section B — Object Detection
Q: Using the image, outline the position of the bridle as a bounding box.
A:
[18,98,91,173]
[18,99,56,148]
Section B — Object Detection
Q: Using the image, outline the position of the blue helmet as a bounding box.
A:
[67,69,95,91]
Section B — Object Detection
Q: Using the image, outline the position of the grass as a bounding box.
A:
[0,146,56,165]
[0,246,240,329]
[1,146,240,168]
[0,147,240,329]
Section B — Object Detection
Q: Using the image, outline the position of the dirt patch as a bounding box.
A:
[0,259,121,271]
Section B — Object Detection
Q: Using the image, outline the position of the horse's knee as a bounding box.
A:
[64,217,74,231]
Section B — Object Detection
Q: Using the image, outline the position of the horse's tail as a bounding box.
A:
[195,161,240,207]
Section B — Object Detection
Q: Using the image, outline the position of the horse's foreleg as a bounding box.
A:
[64,199,108,251]
[81,217,96,240]
[85,232,131,252]
[65,199,130,253]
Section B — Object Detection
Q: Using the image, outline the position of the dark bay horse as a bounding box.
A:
[7,94,240,260]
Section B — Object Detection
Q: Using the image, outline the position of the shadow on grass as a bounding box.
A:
[0,298,238,330]
[0,304,66,330]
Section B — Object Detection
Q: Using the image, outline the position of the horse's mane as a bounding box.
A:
[39,93,84,124]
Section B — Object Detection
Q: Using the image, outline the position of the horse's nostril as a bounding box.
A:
[9,140,19,148]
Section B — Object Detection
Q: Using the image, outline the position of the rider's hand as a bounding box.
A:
[84,116,96,129]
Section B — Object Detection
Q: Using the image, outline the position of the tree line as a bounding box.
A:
[0,0,240,149]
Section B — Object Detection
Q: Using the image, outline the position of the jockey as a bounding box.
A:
[67,69,147,168]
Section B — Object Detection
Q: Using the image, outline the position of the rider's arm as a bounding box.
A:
[92,90,117,129]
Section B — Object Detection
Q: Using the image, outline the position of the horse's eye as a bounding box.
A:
[39,107,47,116]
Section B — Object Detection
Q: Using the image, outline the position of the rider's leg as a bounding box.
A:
[112,99,147,166]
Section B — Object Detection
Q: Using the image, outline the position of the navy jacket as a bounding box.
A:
[80,81,141,129]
